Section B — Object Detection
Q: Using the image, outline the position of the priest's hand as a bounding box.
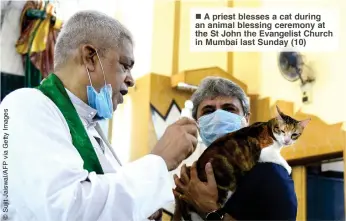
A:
[173,162,219,217]
[151,117,198,171]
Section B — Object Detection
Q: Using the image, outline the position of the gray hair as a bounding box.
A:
[54,10,133,70]
[191,76,250,120]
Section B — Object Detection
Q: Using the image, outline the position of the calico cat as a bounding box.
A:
[173,105,310,221]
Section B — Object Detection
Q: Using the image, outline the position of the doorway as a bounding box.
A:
[306,158,344,221]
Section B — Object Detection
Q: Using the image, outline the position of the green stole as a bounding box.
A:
[37,73,104,174]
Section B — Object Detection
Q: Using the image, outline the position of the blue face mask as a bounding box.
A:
[85,50,113,119]
[198,109,246,147]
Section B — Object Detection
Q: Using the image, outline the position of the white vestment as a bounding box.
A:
[0,88,174,221]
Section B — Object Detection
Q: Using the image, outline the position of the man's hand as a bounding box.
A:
[151,117,198,171]
[173,162,219,216]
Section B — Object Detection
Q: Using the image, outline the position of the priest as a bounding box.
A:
[0,10,198,221]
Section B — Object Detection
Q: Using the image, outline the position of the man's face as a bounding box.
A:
[105,40,135,111]
[196,96,250,125]
[83,39,135,111]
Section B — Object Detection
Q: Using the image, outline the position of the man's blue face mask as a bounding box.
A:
[198,109,247,147]
[85,50,113,119]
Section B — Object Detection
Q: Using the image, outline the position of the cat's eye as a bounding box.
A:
[291,133,299,140]
[274,126,279,133]
[280,130,285,134]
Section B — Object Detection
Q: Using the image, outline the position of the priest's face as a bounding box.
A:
[83,39,135,111]
[105,40,135,111]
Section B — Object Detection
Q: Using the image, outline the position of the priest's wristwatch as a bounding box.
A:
[205,208,225,220]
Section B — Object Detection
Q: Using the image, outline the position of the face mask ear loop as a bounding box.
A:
[95,50,107,87]
[85,66,93,88]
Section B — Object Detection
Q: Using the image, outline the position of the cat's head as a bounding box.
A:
[271,105,310,147]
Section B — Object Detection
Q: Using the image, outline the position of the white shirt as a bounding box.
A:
[0,88,174,221]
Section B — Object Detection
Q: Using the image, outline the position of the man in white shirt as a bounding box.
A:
[0,10,198,221]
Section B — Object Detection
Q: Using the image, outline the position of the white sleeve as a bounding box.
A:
[0,89,174,221]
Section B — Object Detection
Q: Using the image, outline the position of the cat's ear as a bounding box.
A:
[276,105,283,115]
[299,118,311,128]
[276,105,283,121]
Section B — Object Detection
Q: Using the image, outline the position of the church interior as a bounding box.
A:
[1,0,345,220]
